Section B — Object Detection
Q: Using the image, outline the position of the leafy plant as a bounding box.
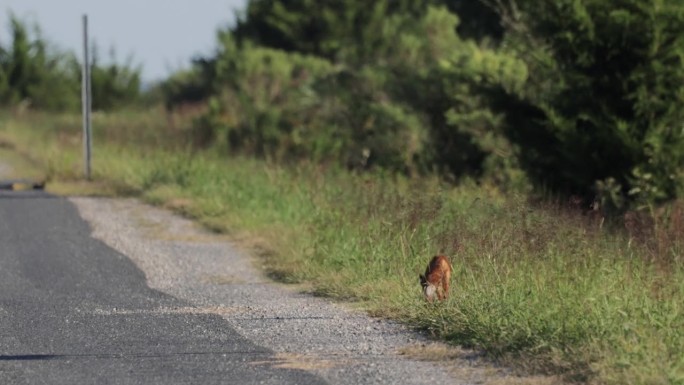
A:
[488,0,684,205]
[0,13,79,110]
[0,13,142,112]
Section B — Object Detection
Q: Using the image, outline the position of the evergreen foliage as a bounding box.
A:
[232,0,436,64]
[191,5,527,182]
[0,14,79,110]
[90,45,142,111]
[489,0,684,205]
[166,0,684,204]
[0,13,142,112]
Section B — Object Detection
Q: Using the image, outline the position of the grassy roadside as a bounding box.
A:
[1,109,682,384]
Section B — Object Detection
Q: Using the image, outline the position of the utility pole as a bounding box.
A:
[81,14,92,180]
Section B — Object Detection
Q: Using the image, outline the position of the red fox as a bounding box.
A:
[419,255,453,303]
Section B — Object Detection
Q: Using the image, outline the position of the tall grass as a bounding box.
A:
[1,109,682,384]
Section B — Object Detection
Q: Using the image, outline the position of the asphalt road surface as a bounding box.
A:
[0,189,325,384]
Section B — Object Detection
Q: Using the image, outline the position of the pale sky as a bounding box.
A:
[1,0,247,82]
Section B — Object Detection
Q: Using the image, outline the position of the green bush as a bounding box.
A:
[200,35,339,160]
[232,0,434,63]
[166,0,684,204]
[0,14,79,110]
[191,40,429,170]
[183,6,528,185]
[89,45,142,111]
[0,13,142,112]
[489,0,684,206]
[389,6,527,183]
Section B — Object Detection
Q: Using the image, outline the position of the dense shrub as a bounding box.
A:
[89,45,142,111]
[183,6,527,184]
[225,0,684,205]
[488,0,684,206]
[195,35,338,159]
[0,14,79,110]
[0,14,142,112]
[232,0,435,64]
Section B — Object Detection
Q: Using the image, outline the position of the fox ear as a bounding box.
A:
[419,274,425,283]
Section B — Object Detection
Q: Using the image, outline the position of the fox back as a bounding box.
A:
[419,255,452,302]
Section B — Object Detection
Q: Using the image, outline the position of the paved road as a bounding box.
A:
[0,190,326,384]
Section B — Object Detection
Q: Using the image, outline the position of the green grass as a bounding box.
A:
[1,109,682,384]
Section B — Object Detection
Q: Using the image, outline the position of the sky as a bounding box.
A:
[1,0,247,82]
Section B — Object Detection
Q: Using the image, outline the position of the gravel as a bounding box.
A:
[70,197,521,385]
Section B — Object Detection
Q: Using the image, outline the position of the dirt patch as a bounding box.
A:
[251,352,345,371]
[131,211,227,243]
[399,342,483,361]
[400,343,564,385]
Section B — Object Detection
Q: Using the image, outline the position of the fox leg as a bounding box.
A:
[441,278,450,300]
[435,278,444,301]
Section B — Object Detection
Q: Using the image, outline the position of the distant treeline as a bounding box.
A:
[0,14,141,111]
[3,1,684,209]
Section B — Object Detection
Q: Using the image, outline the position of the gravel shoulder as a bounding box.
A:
[69,197,549,385]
